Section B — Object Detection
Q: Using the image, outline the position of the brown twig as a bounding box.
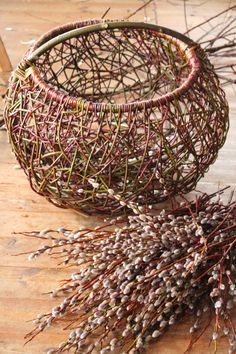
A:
[184,4,236,35]
[125,0,154,20]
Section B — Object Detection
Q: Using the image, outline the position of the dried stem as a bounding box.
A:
[20,189,236,354]
[125,0,154,20]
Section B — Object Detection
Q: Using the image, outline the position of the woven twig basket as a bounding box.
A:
[4,20,229,214]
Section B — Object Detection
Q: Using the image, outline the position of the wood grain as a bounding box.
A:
[0,36,12,83]
[0,1,235,353]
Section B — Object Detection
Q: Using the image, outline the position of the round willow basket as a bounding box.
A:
[4,20,229,214]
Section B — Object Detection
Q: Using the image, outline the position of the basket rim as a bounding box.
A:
[22,20,202,113]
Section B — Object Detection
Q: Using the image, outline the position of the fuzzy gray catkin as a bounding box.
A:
[19,189,236,354]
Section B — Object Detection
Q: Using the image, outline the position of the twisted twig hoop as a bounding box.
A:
[4,20,229,214]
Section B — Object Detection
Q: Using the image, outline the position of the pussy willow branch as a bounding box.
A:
[184,5,236,35]
[18,188,236,354]
[184,4,236,86]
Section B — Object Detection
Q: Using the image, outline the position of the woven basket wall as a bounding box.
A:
[4,20,229,214]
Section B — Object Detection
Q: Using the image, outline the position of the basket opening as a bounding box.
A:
[32,24,195,108]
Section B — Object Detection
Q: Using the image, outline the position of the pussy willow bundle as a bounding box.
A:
[19,189,236,354]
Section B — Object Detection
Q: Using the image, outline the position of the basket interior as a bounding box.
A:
[34,27,192,105]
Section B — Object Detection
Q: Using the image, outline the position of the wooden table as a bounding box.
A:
[0,1,235,353]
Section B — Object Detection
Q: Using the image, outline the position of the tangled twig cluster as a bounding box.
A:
[19,189,236,353]
[185,4,236,88]
[4,20,229,214]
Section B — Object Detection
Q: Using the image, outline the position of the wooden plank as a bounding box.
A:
[0,36,12,83]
